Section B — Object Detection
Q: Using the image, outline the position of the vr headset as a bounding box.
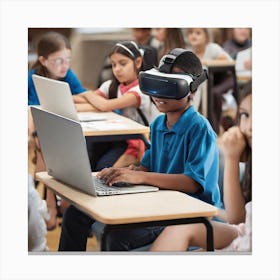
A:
[139,48,208,100]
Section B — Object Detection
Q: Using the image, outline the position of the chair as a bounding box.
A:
[206,64,239,134]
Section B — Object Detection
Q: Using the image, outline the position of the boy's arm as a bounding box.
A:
[97,167,201,193]
[137,172,201,193]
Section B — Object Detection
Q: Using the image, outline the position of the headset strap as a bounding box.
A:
[137,108,149,127]
[190,69,208,92]
[158,48,187,73]
[158,54,176,73]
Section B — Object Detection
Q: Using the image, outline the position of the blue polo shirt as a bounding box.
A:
[141,105,221,207]
[28,68,86,105]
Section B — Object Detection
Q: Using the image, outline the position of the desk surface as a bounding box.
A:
[36,172,218,225]
[80,112,150,137]
[203,59,235,67]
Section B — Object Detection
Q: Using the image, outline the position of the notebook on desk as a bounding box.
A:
[32,74,106,122]
[30,106,159,196]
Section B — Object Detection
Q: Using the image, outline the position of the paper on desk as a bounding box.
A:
[81,120,128,130]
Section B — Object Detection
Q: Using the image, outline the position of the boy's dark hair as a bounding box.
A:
[172,51,203,77]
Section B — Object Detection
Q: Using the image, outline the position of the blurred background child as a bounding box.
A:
[28,31,88,230]
[186,28,236,135]
[153,28,186,60]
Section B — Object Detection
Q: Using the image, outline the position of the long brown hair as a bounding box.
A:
[238,80,252,203]
[159,28,186,59]
[31,31,71,78]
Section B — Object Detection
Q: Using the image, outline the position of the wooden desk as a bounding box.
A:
[36,171,218,251]
[203,60,235,67]
[237,75,251,84]
[30,107,150,146]
[80,111,150,147]
[81,111,149,136]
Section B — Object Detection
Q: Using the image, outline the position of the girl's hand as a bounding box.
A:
[97,167,144,186]
[221,126,247,161]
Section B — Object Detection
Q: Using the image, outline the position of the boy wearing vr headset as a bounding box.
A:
[59,49,222,251]
[96,49,222,250]
[99,49,221,206]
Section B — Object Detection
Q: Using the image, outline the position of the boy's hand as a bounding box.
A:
[97,167,144,186]
[221,126,247,161]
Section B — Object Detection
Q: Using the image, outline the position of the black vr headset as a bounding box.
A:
[139,48,208,100]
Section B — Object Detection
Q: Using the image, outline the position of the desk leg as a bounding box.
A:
[100,217,214,252]
[200,217,214,251]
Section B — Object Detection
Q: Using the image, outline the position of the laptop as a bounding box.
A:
[32,74,106,122]
[30,106,159,196]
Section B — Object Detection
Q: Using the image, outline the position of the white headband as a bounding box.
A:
[115,42,143,58]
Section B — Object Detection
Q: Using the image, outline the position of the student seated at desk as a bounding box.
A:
[150,81,252,252]
[73,41,160,169]
[185,28,236,135]
[153,28,187,61]
[28,31,88,106]
[28,31,90,231]
[58,49,222,251]
[223,28,252,60]
[97,28,159,88]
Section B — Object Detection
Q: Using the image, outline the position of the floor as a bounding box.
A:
[44,215,99,252]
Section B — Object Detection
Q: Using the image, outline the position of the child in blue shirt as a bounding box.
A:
[28,31,86,106]
[28,31,87,231]
[150,80,252,252]
[58,49,222,251]
[98,49,221,207]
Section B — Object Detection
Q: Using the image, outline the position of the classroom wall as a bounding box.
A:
[70,29,132,90]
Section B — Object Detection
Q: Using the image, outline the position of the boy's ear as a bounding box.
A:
[188,93,195,101]
[135,56,143,70]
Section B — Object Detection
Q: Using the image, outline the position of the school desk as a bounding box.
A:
[36,171,218,252]
[80,111,150,147]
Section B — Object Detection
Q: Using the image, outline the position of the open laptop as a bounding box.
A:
[30,106,159,196]
[32,74,106,122]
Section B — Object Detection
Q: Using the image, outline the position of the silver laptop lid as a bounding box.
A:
[32,74,80,121]
[30,106,97,196]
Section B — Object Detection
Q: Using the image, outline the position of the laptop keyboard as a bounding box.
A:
[92,176,123,195]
